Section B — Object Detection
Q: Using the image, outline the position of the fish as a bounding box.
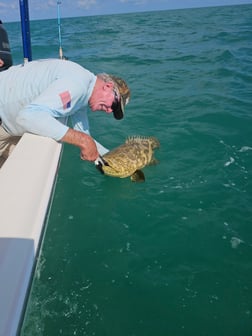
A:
[96,136,160,182]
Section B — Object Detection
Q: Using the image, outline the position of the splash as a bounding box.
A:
[238,146,252,153]
[224,157,235,167]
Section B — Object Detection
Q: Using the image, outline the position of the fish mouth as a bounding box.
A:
[95,156,109,175]
[95,161,104,174]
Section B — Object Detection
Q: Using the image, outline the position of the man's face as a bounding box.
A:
[89,81,116,114]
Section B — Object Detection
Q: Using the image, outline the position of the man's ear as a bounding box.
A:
[103,81,113,91]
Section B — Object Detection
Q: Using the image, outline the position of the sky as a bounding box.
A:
[1,0,252,22]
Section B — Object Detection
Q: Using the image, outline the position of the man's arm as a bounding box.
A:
[61,128,99,162]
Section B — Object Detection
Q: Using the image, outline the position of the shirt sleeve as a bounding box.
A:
[70,108,90,134]
[16,104,69,140]
[16,77,86,140]
[94,139,109,155]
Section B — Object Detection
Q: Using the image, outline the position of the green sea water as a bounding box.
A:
[6,4,252,335]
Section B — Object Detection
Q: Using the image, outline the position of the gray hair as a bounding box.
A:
[97,73,114,83]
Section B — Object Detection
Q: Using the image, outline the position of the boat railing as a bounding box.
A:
[0,133,63,335]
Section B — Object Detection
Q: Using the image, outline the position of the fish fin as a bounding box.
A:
[149,158,159,166]
[126,136,160,149]
[130,170,145,182]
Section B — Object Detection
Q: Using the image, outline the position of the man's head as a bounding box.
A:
[90,73,130,119]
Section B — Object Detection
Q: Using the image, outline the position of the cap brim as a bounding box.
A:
[113,99,124,120]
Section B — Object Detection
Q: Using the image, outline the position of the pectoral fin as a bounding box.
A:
[130,170,145,182]
[149,157,159,165]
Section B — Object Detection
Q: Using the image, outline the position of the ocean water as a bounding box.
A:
[5,4,252,335]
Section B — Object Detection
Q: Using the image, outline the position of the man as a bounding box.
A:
[0,59,130,163]
[0,20,13,71]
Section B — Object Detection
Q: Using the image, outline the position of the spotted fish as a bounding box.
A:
[97,136,160,182]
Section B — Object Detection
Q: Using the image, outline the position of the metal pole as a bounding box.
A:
[57,0,64,59]
[19,0,32,62]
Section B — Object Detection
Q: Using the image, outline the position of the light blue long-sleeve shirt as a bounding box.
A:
[0,59,96,140]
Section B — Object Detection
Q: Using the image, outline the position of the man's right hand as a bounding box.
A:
[61,128,99,162]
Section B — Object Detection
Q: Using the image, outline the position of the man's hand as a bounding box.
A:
[61,128,99,162]
[79,135,99,161]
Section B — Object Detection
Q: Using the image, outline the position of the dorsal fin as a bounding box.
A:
[125,136,160,149]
